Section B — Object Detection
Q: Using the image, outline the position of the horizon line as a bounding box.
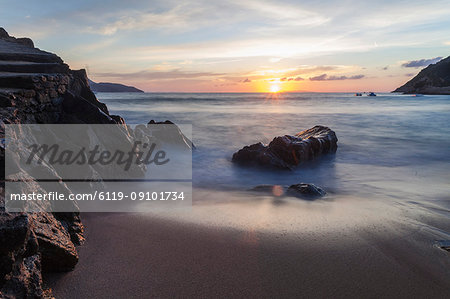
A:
[96,90,394,94]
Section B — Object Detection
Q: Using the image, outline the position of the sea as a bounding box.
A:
[96,92,450,211]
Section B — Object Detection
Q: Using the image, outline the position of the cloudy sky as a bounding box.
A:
[1,0,449,92]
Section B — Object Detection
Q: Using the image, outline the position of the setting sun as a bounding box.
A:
[270,84,281,93]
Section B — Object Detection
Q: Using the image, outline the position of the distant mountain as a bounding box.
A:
[394,56,450,94]
[88,79,144,93]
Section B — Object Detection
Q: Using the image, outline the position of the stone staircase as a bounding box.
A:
[0,31,69,100]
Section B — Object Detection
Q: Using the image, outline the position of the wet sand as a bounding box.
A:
[46,191,450,298]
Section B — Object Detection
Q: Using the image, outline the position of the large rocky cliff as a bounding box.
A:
[394,56,450,94]
[0,28,135,298]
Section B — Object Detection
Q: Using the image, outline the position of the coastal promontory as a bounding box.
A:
[394,55,450,94]
[88,79,144,93]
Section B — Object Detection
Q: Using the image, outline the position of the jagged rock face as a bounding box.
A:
[0,28,138,298]
[0,209,79,297]
[0,213,43,298]
[232,126,338,170]
[31,212,78,272]
[394,56,450,94]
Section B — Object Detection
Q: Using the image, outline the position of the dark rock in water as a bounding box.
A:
[88,79,144,93]
[232,125,337,169]
[287,183,326,199]
[250,183,326,199]
[394,56,450,95]
[435,240,450,252]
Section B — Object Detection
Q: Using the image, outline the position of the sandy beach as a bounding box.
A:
[46,190,450,298]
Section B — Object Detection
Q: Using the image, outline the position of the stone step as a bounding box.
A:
[0,37,64,64]
[0,72,64,89]
[0,52,63,64]
[0,61,69,73]
[0,73,36,89]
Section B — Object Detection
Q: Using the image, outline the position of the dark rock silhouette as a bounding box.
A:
[394,56,450,94]
[232,126,338,169]
[0,214,43,298]
[286,183,326,199]
[0,28,149,298]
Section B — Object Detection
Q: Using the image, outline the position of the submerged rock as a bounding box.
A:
[232,125,337,169]
[250,183,326,200]
[286,183,326,199]
[435,240,450,252]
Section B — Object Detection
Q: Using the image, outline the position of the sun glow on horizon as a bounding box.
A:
[270,84,281,93]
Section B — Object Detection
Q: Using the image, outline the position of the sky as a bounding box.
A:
[1,0,450,92]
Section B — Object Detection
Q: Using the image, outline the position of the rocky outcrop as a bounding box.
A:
[0,28,145,298]
[0,28,34,49]
[232,126,337,170]
[394,56,450,94]
[0,213,43,298]
[146,120,195,149]
[0,28,193,298]
[88,79,144,93]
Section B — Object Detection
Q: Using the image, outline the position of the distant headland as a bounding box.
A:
[394,55,450,95]
[88,79,144,93]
